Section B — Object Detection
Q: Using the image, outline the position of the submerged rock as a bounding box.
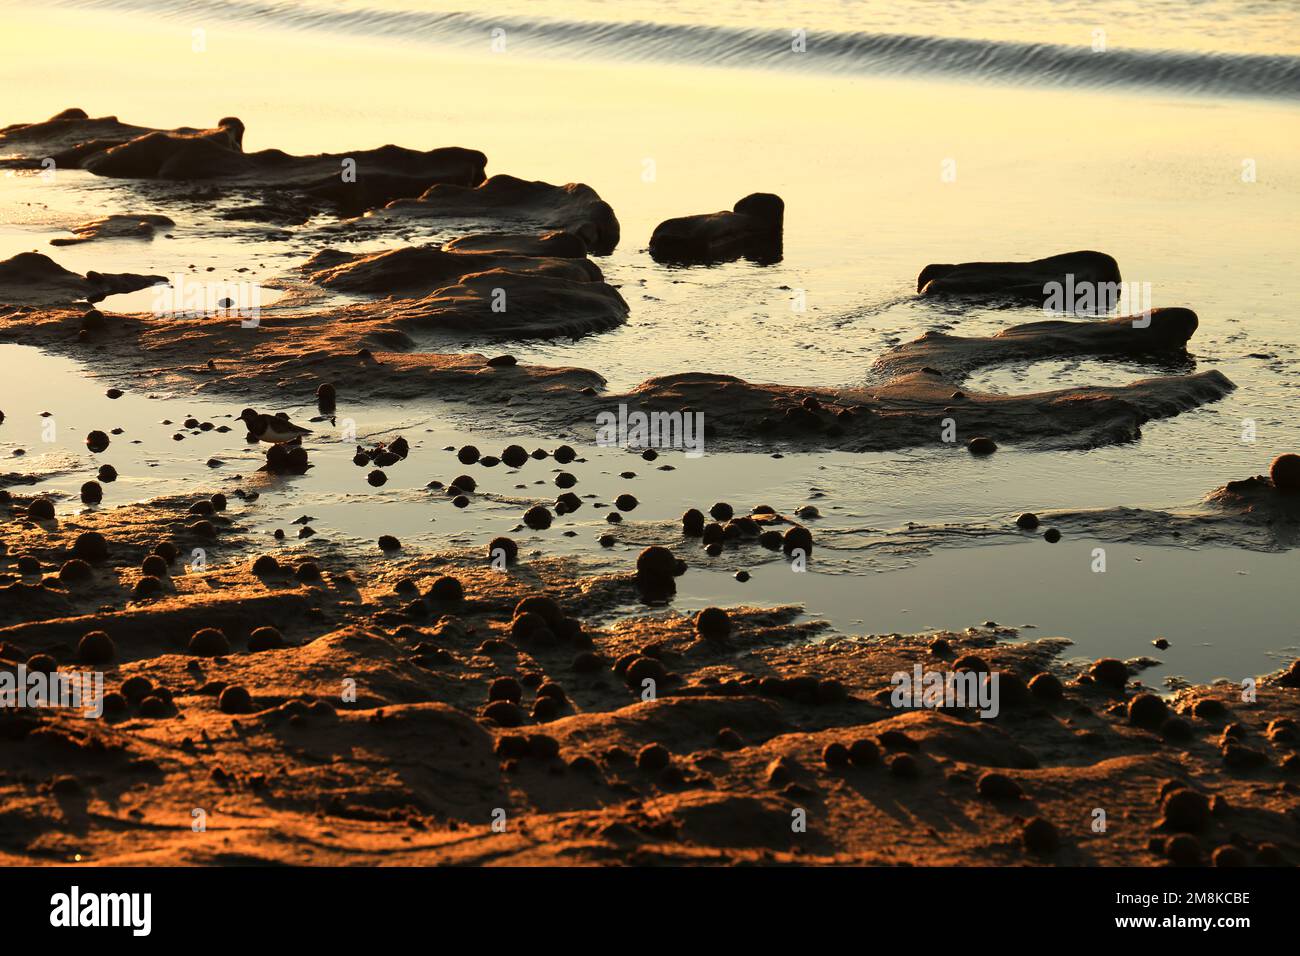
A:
[917,250,1120,305]
[649,193,784,265]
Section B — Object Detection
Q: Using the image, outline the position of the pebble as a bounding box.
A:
[887,753,919,777]
[716,727,742,750]
[822,742,850,767]
[248,626,285,652]
[878,730,919,752]
[121,676,153,703]
[488,677,523,703]
[219,686,252,714]
[1088,658,1128,688]
[77,630,115,664]
[133,575,163,598]
[1022,817,1059,853]
[86,430,110,452]
[523,505,552,529]
[1163,834,1202,866]
[502,445,529,468]
[848,739,879,766]
[636,743,670,771]
[1015,512,1039,530]
[1211,845,1248,867]
[528,733,560,757]
[625,656,668,687]
[72,531,109,562]
[428,576,463,602]
[636,546,676,581]
[1043,528,1061,543]
[378,534,401,551]
[1159,788,1209,831]
[783,526,813,556]
[1027,672,1064,701]
[1160,717,1194,742]
[80,481,103,504]
[967,436,997,455]
[1270,453,1300,490]
[615,493,638,511]
[976,772,1022,800]
[457,445,480,465]
[488,536,518,564]
[482,701,524,727]
[1128,693,1168,728]
[367,469,387,487]
[553,445,576,464]
[537,682,566,702]
[26,653,57,674]
[694,606,731,640]
[59,559,93,583]
[28,497,55,520]
[188,628,230,657]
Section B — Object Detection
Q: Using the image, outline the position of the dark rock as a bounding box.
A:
[248,626,285,651]
[77,630,115,663]
[649,193,784,265]
[1158,789,1208,833]
[822,742,850,768]
[188,628,230,656]
[1089,658,1128,689]
[1128,693,1169,728]
[1022,817,1060,854]
[219,686,252,714]
[636,743,671,771]
[695,606,731,640]
[976,772,1022,800]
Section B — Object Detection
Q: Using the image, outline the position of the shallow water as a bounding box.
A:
[3,343,1296,689]
[0,2,1297,688]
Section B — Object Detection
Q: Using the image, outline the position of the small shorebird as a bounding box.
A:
[239,408,313,444]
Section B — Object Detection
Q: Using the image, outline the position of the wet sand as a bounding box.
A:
[2,490,1298,865]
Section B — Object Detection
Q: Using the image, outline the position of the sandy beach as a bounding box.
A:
[0,0,1298,891]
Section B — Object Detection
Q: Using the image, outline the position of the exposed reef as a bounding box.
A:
[918,250,1122,305]
[649,193,784,265]
[376,175,621,256]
